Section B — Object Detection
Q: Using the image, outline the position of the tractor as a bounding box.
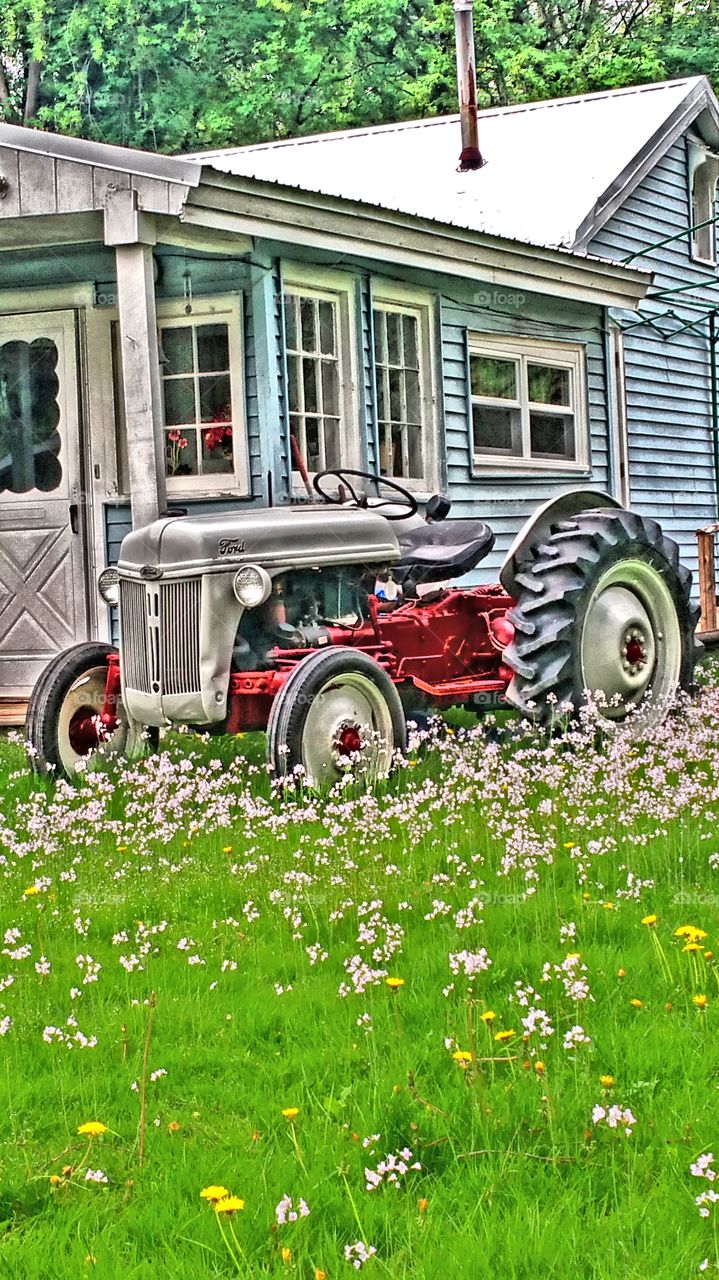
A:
[26,470,699,784]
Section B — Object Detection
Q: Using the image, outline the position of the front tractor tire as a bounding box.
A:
[503,508,699,730]
[267,647,407,788]
[26,642,146,778]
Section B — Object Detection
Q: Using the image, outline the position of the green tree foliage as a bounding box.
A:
[0,0,717,152]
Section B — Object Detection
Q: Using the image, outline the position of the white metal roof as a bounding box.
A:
[189,77,718,249]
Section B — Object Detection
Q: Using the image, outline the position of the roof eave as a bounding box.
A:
[192,167,650,309]
[572,76,719,251]
[0,121,202,189]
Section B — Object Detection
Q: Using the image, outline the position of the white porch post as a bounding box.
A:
[104,188,167,528]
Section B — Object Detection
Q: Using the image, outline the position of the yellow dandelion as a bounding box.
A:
[675,925,708,941]
[641,914,658,927]
[630,998,643,1009]
[494,1029,515,1043]
[385,977,405,990]
[705,951,714,961]
[281,1247,292,1263]
[683,942,702,953]
[49,1174,63,1186]
[77,1122,108,1137]
[534,1061,545,1075]
[617,968,627,979]
[564,842,576,849]
[582,892,591,901]
[200,1185,230,1202]
[316,1270,328,1280]
[452,1049,472,1063]
[222,846,233,854]
[282,1108,300,1120]
[214,1196,245,1215]
[693,994,709,1009]
[600,1075,615,1088]
[418,1197,429,1214]
[167,1120,181,1133]
[480,1010,496,1023]
[22,886,39,897]
[603,902,615,911]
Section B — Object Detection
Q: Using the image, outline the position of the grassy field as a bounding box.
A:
[1,690,719,1279]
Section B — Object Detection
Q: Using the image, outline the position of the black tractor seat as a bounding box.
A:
[394,519,495,586]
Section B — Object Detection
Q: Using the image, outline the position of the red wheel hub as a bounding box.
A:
[336,724,363,756]
[68,707,105,756]
[623,632,647,670]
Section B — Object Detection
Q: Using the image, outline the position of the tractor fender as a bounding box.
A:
[499,488,622,599]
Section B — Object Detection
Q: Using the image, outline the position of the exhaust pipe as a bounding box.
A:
[454,0,484,172]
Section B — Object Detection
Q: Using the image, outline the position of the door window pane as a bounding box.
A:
[0,337,62,494]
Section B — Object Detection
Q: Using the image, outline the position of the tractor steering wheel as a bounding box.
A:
[313,469,418,522]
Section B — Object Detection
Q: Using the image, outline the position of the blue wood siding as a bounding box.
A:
[589,135,718,577]
[437,285,610,579]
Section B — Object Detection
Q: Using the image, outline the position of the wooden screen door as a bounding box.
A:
[0,309,88,699]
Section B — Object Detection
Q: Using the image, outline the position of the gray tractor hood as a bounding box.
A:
[118,503,402,577]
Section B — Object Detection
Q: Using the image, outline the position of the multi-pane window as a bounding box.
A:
[373,306,424,481]
[160,319,238,484]
[470,338,585,469]
[284,292,342,473]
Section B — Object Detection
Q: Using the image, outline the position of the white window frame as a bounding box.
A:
[156,295,248,498]
[371,281,439,495]
[689,141,719,266]
[282,263,359,492]
[469,333,589,474]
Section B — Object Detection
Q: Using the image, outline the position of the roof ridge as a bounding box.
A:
[188,76,704,160]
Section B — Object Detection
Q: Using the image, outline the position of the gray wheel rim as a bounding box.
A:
[56,665,129,777]
[580,559,682,724]
[300,672,395,786]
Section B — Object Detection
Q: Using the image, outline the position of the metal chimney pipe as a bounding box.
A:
[453,0,484,172]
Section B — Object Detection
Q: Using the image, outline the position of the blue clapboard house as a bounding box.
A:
[0,75,717,713]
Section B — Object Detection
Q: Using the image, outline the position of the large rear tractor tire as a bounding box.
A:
[26,642,151,778]
[267,647,407,787]
[503,508,700,730]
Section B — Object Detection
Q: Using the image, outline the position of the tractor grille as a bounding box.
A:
[119,578,202,697]
[120,580,152,693]
[161,580,202,696]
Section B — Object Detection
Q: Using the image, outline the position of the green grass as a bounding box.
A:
[1,694,719,1279]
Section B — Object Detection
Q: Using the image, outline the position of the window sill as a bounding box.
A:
[106,490,254,506]
[471,459,591,481]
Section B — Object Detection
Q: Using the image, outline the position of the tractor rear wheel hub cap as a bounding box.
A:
[582,583,657,707]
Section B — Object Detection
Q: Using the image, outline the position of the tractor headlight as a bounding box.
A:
[232,564,272,608]
[97,568,120,606]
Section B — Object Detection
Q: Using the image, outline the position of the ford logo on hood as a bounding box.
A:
[140,564,163,579]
